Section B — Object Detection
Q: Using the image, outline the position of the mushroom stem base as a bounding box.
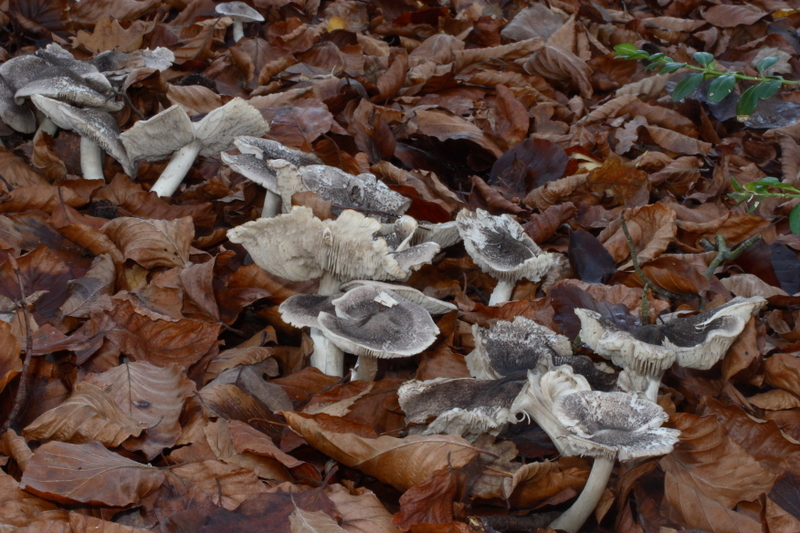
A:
[309,328,344,377]
[549,455,614,533]
[489,280,515,305]
[81,137,105,181]
[352,355,378,382]
[151,140,202,197]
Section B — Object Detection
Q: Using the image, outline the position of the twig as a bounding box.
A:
[701,234,762,279]
[112,89,146,120]
[619,215,698,324]
[471,512,561,532]
[2,257,34,432]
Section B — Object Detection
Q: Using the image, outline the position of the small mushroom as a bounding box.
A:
[219,153,281,217]
[215,1,264,42]
[30,95,133,180]
[575,295,765,401]
[456,209,557,305]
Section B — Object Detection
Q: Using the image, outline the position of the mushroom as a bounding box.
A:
[219,153,281,217]
[547,390,680,533]
[456,209,557,305]
[0,75,34,133]
[215,1,264,42]
[230,206,440,376]
[30,95,133,181]
[398,375,528,441]
[340,280,456,315]
[235,136,323,167]
[412,220,462,249]
[120,99,268,196]
[575,295,765,401]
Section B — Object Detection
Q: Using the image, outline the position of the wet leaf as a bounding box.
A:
[489,138,568,195]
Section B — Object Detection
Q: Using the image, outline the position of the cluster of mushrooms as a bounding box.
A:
[225,143,765,531]
[0,32,767,533]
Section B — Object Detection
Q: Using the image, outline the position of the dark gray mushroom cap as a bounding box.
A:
[300,165,411,216]
[278,293,337,329]
[399,376,527,439]
[30,95,134,177]
[15,68,122,111]
[220,153,279,193]
[456,208,556,283]
[552,391,680,461]
[0,75,34,133]
[215,1,265,22]
[235,136,323,167]
[340,280,456,315]
[316,285,439,358]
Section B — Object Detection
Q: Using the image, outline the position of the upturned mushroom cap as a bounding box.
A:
[15,67,122,111]
[413,221,462,249]
[228,206,437,283]
[399,376,527,440]
[467,316,571,380]
[235,136,323,167]
[279,293,338,329]
[120,105,195,164]
[552,391,680,461]
[316,285,439,359]
[298,165,411,216]
[215,1,265,22]
[456,208,557,283]
[220,153,279,194]
[194,98,269,156]
[340,280,456,315]
[30,95,134,177]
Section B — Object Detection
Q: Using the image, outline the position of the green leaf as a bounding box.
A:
[693,51,715,68]
[671,72,704,102]
[731,177,744,192]
[790,204,800,234]
[736,85,760,120]
[756,56,780,75]
[756,79,782,100]
[647,53,666,62]
[659,62,687,74]
[707,75,736,102]
[614,43,640,56]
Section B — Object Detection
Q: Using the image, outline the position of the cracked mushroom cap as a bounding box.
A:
[220,153,278,194]
[299,165,411,216]
[341,280,456,315]
[215,1,265,22]
[235,136,323,167]
[316,285,439,359]
[399,376,527,440]
[552,391,680,461]
[467,316,572,380]
[456,208,556,283]
[30,95,135,177]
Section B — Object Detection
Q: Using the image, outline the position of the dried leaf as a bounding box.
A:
[103,217,193,269]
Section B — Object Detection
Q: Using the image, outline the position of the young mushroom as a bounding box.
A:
[215,2,264,42]
[575,295,765,401]
[456,209,557,305]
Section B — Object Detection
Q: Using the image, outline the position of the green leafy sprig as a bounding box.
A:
[730,177,800,233]
[614,43,799,120]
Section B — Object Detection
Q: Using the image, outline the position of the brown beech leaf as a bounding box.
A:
[73,17,153,54]
[524,173,586,210]
[393,468,458,530]
[0,471,66,528]
[414,109,504,158]
[103,216,193,269]
[506,458,589,508]
[599,203,677,265]
[469,175,524,214]
[261,99,335,151]
[526,45,593,98]
[721,317,760,381]
[283,411,482,492]
[59,254,115,318]
[289,507,348,533]
[661,413,778,508]
[0,320,21,396]
[272,367,342,406]
[169,460,268,510]
[0,245,72,323]
[489,138,568,196]
[23,382,145,447]
[524,202,576,244]
[643,125,711,156]
[326,484,400,533]
[167,85,225,115]
[641,256,710,295]
[701,4,766,27]
[198,383,284,439]
[585,155,648,205]
[292,191,333,220]
[204,420,293,482]
[493,85,529,149]
[84,361,195,459]
[70,0,158,24]
[20,441,164,507]
[0,149,49,189]
[203,346,277,385]
[0,185,85,215]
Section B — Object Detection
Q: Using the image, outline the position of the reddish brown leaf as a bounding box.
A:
[393,468,458,530]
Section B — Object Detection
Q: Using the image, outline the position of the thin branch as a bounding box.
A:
[702,234,762,279]
[2,257,34,432]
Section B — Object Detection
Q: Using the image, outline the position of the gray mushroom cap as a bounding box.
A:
[552,391,680,461]
[340,280,456,315]
[14,67,121,111]
[215,1,265,22]
[316,285,439,358]
[120,105,195,163]
[235,136,323,167]
[220,153,279,193]
[399,376,527,440]
[0,75,35,133]
[194,98,269,156]
[30,95,134,177]
[278,293,337,329]
[456,208,557,283]
[299,165,411,216]
[413,221,462,249]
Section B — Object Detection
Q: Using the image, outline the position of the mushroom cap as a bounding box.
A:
[194,98,269,156]
[398,376,527,440]
[552,355,618,392]
[0,75,35,133]
[316,285,439,358]
[413,221,462,249]
[299,165,411,216]
[30,95,135,177]
[392,242,440,273]
[278,293,337,329]
[120,105,195,163]
[215,1,265,22]
[552,390,680,461]
[468,316,571,380]
[91,48,175,80]
[228,206,435,283]
[235,136,323,167]
[15,67,122,111]
[456,208,556,283]
[35,43,112,93]
[378,216,417,251]
[220,153,278,193]
[340,280,456,315]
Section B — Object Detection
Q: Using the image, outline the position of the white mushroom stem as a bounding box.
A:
[352,355,378,382]
[309,271,345,377]
[549,456,615,533]
[36,116,58,137]
[489,280,515,305]
[232,21,245,42]
[80,137,105,181]
[262,190,282,217]
[150,140,202,197]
